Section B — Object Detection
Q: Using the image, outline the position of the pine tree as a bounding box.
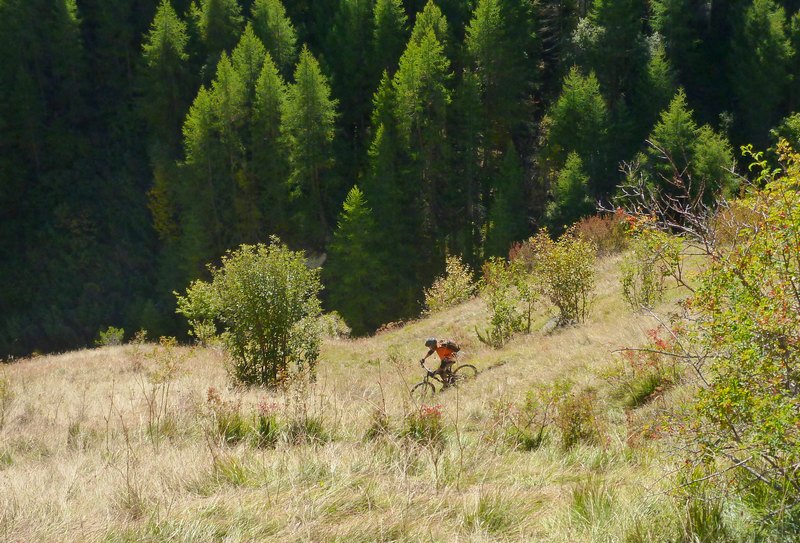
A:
[281,47,338,247]
[325,0,375,188]
[141,0,192,157]
[373,0,408,75]
[192,0,244,81]
[393,25,452,258]
[545,152,593,233]
[231,24,267,111]
[252,52,289,236]
[486,141,529,256]
[410,0,450,46]
[632,38,675,137]
[465,0,527,146]
[730,0,791,146]
[641,89,736,203]
[324,186,389,334]
[544,67,609,193]
[251,0,298,76]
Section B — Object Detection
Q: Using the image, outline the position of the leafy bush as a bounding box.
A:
[424,254,477,313]
[176,238,323,387]
[401,404,446,449]
[254,400,281,448]
[175,279,219,346]
[95,326,125,346]
[318,311,351,339]
[476,258,524,348]
[206,388,251,445]
[607,328,682,409]
[686,144,800,507]
[490,386,558,451]
[553,381,603,450]
[620,226,681,310]
[515,229,596,324]
[573,211,629,256]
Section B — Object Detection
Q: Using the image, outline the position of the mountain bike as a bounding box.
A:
[410,360,478,398]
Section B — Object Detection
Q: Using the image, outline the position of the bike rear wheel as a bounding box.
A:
[410,381,436,399]
[452,364,478,385]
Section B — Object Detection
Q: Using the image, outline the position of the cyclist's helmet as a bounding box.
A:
[425,337,437,349]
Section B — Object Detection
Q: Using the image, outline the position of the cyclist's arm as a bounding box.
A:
[420,349,435,364]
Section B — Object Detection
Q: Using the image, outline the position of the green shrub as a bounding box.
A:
[95,326,125,346]
[176,238,323,387]
[318,311,351,339]
[286,415,329,445]
[609,328,682,409]
[553,382,603,450]
[490,386,558,451]
[675,468,729,543]
[424,255,477,313]
[476,258,524,348]
[401,404,446,449]
[206,388,251,445]
[620,226,681,310]
[573,211,630,256]
[254,400,281,448]
[514,229,596,325]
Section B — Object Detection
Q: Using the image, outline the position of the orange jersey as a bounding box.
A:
[434,345,456,361]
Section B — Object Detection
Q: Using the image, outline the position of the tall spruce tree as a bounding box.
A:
[281,47,338,248]
[192,0,244,81]
[544,67,610,193]
[324,186,389,334]
[730,0,791,146]
[465,0,528,147]
[251,0,298,76]
[545,152,593,232]
[373,0,408,75]
[252,52,289,237]
[393,24,452,275]
[486,141,530,256]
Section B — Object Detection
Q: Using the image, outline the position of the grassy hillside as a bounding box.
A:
[0,256,714,542]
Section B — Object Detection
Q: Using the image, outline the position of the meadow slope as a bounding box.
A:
[0,256,700,542]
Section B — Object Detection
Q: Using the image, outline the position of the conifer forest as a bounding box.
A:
[3,0,800,356]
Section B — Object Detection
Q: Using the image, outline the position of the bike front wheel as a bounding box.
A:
[451,364,478,385]
[410,381,436,399]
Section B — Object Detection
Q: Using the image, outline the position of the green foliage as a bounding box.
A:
[518,229,597,325]
[282,47,338,247]
[251,0,297,76]
[205,387,251,444]
[485,141,529,257]
[191,0,244,79]
[325,186,387,335]
[372,0,407,74]
[631,89,737,204]
[620,226,681,310]
[409,0,449,46]
[608,328,683,409]
[176,239,322,387]
[545,152,595,233]
[95,326,125,347]
[423,254,477,314]
[476,257,524,348]
[317,312,351,339]
[544,67,609,190]
[688,143,800,503]
[554,383,603,450]
[730,0,791,146]
[401,404,446,448]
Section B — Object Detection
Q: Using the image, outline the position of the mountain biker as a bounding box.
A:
[420,337,458,386]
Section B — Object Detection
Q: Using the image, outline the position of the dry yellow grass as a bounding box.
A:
[0,256,693,542]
